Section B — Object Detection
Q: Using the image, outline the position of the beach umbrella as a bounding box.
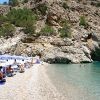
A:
[10,55,27,60]
[0,55,12,60]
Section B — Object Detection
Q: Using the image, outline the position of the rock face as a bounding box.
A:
[0,0,100,63]
[4,36,92,64]
[0,5,10,15]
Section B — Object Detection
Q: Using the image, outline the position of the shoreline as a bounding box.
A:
[0,63,65,100]
[0,63,97,100]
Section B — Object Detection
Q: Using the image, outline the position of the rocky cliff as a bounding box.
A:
[0,0,100,63]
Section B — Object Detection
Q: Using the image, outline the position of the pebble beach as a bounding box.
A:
[0,63,66,100]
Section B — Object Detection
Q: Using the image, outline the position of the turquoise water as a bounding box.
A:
[46,62,100,100]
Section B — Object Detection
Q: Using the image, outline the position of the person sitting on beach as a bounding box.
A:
[0,67,5,80]
[0,71,4,80]
[0,67,3,80]
[13,59,17,65]
[19,64,25,73]
[1,67,6,78]
[6,65,14,77]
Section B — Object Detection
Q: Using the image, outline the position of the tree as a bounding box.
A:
[3,2,8,5]
[9,0,19,7]
[7,8,37,27]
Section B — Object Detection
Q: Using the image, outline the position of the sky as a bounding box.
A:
[0,0,9,4]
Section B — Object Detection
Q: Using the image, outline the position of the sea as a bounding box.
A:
[46,62,100,100]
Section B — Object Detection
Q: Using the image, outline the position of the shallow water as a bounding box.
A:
[46,62,100,100]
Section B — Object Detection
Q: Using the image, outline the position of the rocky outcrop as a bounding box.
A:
[0,31,26,54]
[0,5,10,15]
[4,36,92,64]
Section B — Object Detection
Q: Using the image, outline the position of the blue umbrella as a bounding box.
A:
[0,55,12,60]
[10,55,27,60]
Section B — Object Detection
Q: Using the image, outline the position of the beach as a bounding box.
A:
[0,63,97,100]
[0,63,65,100]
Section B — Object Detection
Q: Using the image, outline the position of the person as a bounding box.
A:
[35,55,41,64]
[13,59,17,65]
[0,67,3,80]
[6,65,14,77]
[1,67,6,78]
[0,67,6,82]
[19,64,25,73]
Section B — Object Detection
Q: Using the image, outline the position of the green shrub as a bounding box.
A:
[59,19,69,27]
[0,27,5,37]
[7,8,37,27]
[96,2,100,7]
[91,2,100,7]
[0,23,15,37]
[0,15,8,26]
[59,19,71,38]
[37,3,48,16]
[40,25,55,36]
[24,25,35,35]
[58,26,71,38]
[62,2,69,9]
[23,0,28,3]
[79,16,88,28]
[9,0,19,7]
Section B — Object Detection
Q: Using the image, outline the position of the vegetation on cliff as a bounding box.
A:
[59,19,71,38]
[0,8,38,36]
[40,25,55,36]
[79,16,88,29]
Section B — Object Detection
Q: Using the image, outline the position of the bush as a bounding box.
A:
[37,3,48,16]
[7,8,37,27]
[58,26,71,38]
[40,25,55,36]
[96,2,100,7]
[24,25,35,35]
[0,15,8,26]
[0,23,15,37]
[79,16,88,28]
[62,2,69,9]
[9,0,19,7]
[59,19,69,27]
[0,27,5,37]
[59,19,71,38]
[23,0,28,3]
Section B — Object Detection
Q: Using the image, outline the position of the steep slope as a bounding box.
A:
[0,0,100,63]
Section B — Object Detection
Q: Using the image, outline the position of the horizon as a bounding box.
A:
[0,0,9,4]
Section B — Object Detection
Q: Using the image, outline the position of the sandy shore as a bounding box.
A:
[0,63,65,100]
